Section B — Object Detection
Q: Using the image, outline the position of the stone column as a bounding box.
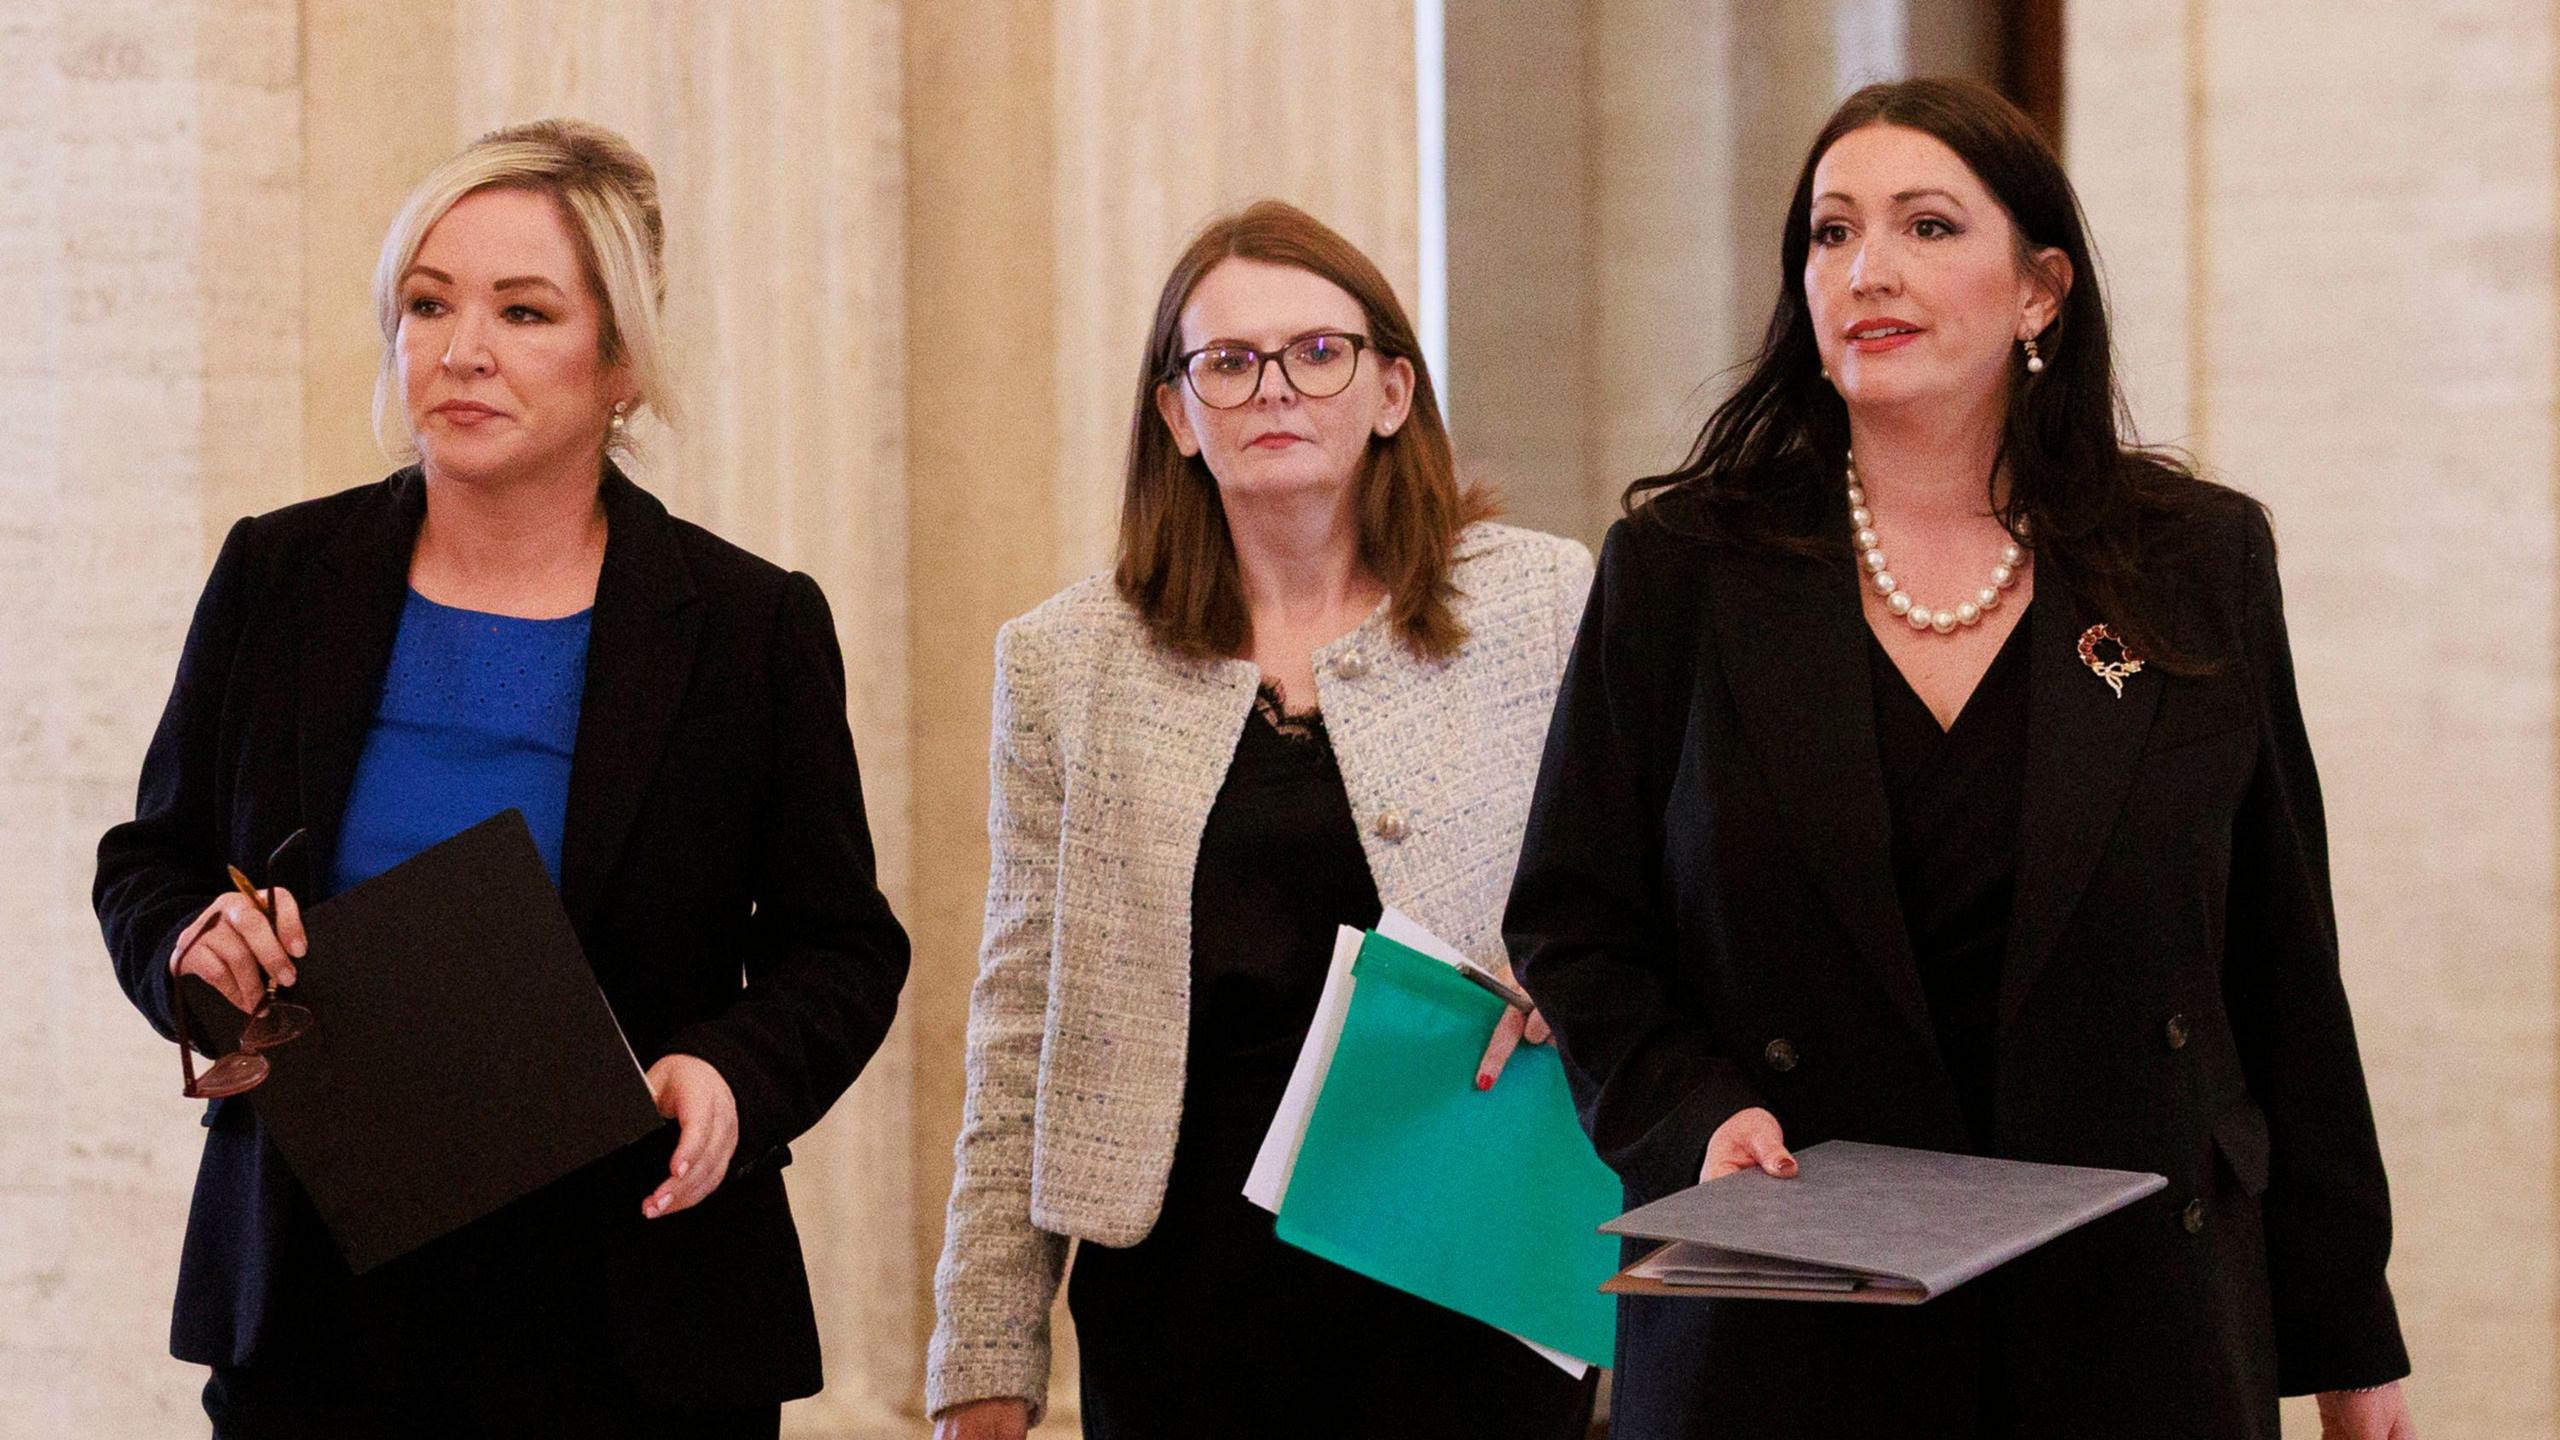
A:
[2,2,307,1432]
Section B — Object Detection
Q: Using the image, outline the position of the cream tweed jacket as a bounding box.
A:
[926,522,1594,1421]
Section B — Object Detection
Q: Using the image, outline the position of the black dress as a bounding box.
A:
[1866,605,2035,1430]
[1068,686,1593,1440]
[1867,605,2034,1154]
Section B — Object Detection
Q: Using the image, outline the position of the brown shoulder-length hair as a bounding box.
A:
[1114,200,1495,661]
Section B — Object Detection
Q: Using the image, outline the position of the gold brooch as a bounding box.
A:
[2077,624,2143,699]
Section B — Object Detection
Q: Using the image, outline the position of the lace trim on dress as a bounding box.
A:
[1251,681,1334,754]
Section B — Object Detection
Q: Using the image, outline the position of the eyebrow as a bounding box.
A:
[1812,187,1972,210]
[398,264,569,297]
[1192,326,1360,350]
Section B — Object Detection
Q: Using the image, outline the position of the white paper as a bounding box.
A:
[1374,905,1472,968]
[1242,924,1368,1213]
[1242,910,1591,1379]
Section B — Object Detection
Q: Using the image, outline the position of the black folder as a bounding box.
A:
[183,810,665,1273]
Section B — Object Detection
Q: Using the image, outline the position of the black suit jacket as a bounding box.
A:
[1506,485,2407,1439]
[93,467,910,1403]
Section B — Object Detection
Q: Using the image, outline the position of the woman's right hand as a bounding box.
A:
[1701,1106,1798,1183]
[934,1397,1030,1440]
[169,885,306,1013]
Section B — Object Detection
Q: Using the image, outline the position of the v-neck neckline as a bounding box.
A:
[1869,601,2036,738]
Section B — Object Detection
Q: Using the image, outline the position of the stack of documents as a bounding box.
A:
[1246,912,1622,1372]
[1601,1140,2165,1304]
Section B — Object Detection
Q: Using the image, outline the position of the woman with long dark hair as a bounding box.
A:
[1507,79,2413,1438]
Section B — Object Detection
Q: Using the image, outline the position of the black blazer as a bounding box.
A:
[93,467,910,1404]
[1507,485,2407,1439]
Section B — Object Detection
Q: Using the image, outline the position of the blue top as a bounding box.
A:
[329,589,594,897]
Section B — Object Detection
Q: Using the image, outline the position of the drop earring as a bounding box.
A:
[2020,336,2044,375]
[609,402,629,434]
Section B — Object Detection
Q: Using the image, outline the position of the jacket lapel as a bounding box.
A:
[1997,571,2163,1028]
[557,468,701,939]
[295,471,426,893]
[1707,549,1932,1041]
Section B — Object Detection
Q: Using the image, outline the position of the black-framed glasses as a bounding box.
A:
[175,829,316,1099]
[1171,332,1371,409]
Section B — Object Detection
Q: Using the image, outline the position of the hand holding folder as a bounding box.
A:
[180,811,665,1272]
[638,1053,739,1220]
[1602,1140,2166,1303]
[1246,913,1621,1372]
[1700,1105,1799,1183]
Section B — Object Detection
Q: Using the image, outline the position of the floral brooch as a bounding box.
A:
[2077,624,2144,699]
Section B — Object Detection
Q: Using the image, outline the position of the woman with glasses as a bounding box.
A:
[1506,79,2410,1438]
[927,200,1595,1440]
[92,120,910,1437]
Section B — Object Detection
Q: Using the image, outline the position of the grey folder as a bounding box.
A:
[1600,1140,2165,1304]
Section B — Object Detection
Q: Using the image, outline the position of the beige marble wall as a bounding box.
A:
[1443,0,1595,540]
[1585,0,1748,528]
[2,5,305,1434]
[2070,5,2560,1436]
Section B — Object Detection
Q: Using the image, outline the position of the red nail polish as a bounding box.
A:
[1475,1074,1493,1091]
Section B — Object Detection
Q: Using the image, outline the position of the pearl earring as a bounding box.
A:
[609,402,629,433]
[2020,336,2044,375]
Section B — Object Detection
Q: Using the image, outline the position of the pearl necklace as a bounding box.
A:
[1847,454,2026,635]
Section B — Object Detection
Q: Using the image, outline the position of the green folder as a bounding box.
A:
[1273,932,1621,1367]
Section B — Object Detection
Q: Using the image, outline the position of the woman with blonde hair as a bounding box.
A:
[94,119,909,1436]
[928,200,1595,1439]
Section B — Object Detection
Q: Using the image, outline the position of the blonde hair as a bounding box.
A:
[371,118,674,460]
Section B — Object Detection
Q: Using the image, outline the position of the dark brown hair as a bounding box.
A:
[1114,200,1495,661]
[1630,77,2236,670]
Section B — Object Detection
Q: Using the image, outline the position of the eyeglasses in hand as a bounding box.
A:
[175,829,316,1099]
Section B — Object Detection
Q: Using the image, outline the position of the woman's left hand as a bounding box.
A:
[642,1052,738,1219]
[2317,1382,2414,1439]
[1474,995,1553,1089]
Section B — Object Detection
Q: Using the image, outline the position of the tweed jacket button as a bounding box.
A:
[2181,1198,2206,1234]
[1763,1038,1798,1073]
[1335,648,1369,679]
[2164,1014,2190,1051]
[1372,808,1410,843]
